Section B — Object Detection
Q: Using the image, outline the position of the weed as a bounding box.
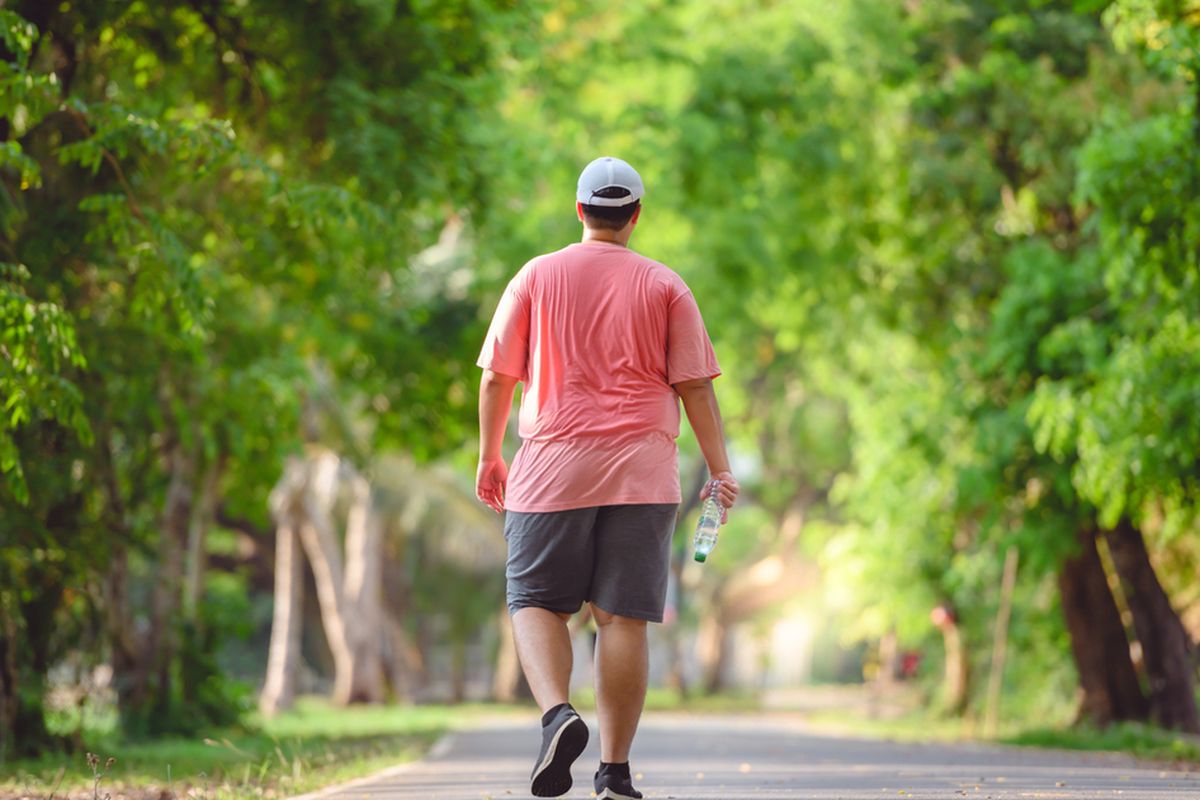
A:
[85,752,116,800]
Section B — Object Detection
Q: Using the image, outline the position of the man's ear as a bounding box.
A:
[630,205,641,226]
[576,201,585,222]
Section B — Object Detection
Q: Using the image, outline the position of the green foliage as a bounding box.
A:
[1030,79,1200,534]
[1,0,542,747]
[4,0,1200,756]
[0,264,89,504]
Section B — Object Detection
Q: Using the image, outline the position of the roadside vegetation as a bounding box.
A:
[0,700,521,800]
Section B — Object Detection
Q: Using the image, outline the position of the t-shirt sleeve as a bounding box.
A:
[666,285,721,385]
[477,271,531,380]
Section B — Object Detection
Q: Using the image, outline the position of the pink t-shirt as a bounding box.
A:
[477,240,720,513]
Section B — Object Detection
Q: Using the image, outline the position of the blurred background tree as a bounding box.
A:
[2,0,1199,762]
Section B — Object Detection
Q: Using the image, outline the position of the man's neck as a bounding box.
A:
[581,229,630,247]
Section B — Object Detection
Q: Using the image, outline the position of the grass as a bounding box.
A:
[7,689,1198,798]
[571,686,763,714]
[4,687,765,800]
[1005,722,1200,765]
[803,708,989,743]
[802,706,1200,767]
[0,698,526,800]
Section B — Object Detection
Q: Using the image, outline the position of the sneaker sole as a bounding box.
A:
[531,715,589,797]
[597,789,641,800]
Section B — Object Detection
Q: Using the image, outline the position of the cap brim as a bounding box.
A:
[577,186,643,207]
[581,196,641,208]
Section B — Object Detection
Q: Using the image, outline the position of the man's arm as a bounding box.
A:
[477,368,520,513]
[673,376,739,510]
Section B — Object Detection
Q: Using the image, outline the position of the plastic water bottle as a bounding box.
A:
[692,479,724,563]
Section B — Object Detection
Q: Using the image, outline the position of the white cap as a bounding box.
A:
[576,156,645,207]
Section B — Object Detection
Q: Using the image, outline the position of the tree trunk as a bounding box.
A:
[259,519,305,716]
[294,453,385,705]
[931,604,969,715]
[0,610,17,763]
[104,545,139,713]
[451,642,468,704]
[0,616,48,760]
[340,471,385,703]
[984,547,1019,736]
[297,460,356,704]
[184,457,224,620]
[135,441,194,722]
[388,615,427,702]
[868,630,899,720]
[491,605,522,703]
[98,427,140,719]
[1,563,65,756]
[1058,528,1148,726]
[878,629,899,684]
[1103,521,1200,732]
[698,614,731,694]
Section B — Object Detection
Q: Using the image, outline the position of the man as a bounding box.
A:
[476,156,739,800]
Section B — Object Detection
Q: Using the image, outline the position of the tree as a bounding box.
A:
[1,0,538,746]
[1028,0,1200,731]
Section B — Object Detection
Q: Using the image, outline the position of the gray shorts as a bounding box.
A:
[504,503,679,623]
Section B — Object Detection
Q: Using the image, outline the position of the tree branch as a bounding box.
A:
[63,108,148,225]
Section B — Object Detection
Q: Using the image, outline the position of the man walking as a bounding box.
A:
[476,156,739,799]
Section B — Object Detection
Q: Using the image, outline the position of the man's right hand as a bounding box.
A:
[476,457,508,514]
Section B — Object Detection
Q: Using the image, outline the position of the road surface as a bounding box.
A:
[309,713,1198,800]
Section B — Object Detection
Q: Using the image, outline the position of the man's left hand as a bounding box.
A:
[701,470,739,523]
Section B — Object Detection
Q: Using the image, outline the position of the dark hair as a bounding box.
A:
[581,186,640,230]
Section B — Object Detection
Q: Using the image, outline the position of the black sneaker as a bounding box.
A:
[530,705,589,797]
[594,764,643,800]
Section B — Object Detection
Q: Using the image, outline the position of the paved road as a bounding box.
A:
[315,713,1199,800]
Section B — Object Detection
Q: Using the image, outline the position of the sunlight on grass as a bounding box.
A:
[1005,722,1200,765]
[570,686,763,714]
[8,693,1198,799]
[804,708,1200,766]
[803,708,988,743]
[0,698,527,800]
[255,696,522,738]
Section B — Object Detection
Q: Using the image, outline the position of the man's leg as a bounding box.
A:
[591,604,649,763]
[512,606,574,711]
[512,605,589,797]
[504,508,597,797]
